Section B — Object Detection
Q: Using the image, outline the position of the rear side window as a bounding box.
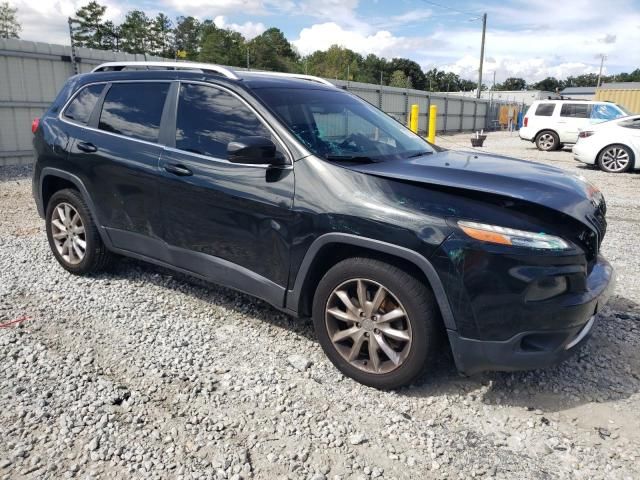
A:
[63,84,104,124]
[175,83,275,159]
[98,82,170,143]
[534,103,555,116]
[560,103,591,118]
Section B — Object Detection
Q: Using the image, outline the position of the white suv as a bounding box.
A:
[519,100,629,151]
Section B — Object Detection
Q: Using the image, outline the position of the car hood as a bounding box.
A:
[345,150,604,224]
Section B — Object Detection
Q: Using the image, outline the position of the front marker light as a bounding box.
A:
[457,221,571,250]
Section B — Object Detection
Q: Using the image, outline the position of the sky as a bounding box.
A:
[7,0,640,83]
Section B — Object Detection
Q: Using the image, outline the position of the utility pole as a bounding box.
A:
[597,54,607,87]
[492,70,496,90]
[246,49,250,70]
[476,12,487,99]
[67,17,79,75]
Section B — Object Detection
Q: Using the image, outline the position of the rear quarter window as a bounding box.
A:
[63,84,105,124]
[534,103,555,116]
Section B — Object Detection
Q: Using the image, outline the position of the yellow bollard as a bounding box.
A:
[410,104,419,134]
[428,104,437,144]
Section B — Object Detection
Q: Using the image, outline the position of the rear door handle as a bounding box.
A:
[164,163,193,176]
[77,141,97,153]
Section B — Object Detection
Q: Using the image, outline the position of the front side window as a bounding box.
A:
[534,103,555,116]
[98,82,170,143]
[63,84,105,124]
[175,83,278,159]
[253,87,435,162]
[560,103,591,118]
[591,104,626,121]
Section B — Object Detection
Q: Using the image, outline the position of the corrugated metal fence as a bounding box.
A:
[0,38,495,166]
[332,79,489,134]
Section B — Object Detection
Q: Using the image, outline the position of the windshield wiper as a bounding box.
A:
[324,155,378,163]
[405,151,433,159]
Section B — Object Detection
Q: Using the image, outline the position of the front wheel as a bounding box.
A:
[312,257,440,389]
[598,144,633,173]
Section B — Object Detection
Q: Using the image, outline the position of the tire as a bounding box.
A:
[535,130,559,151]
[45,188,113,274]
[597,144,634,173]
[312,257,440,389]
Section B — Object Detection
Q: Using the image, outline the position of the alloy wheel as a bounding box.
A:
[51,202,86,265]
[601,147,630,172]
[325,278,412,374]
[538,133,555,150]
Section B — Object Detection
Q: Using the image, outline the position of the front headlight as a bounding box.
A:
[458,220,571,250]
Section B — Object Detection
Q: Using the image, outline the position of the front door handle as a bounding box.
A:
[77,141,97,153]
[164,163,193,176]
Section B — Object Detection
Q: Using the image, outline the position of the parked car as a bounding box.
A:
[519,100,629,151]
[32,62,614,389]
[573,115,640,173]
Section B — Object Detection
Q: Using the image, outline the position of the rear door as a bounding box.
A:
[66,81,171,253]
[156,82,295,306]
[557,103,592,143]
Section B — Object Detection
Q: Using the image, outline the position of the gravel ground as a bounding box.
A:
[1,131,639,480]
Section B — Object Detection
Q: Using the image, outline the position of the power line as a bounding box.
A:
[418,0,482,18]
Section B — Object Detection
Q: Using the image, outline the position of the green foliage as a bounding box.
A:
[150,13,174,57]
[174,16,201,60]
[0,1,20,39]
[71,1,106,48]
[494,77,527,91]
[389,70,409,88]
[531,77,563,92]
[119,10,151,54]
[199,22,245,67]
[248,28,299,72]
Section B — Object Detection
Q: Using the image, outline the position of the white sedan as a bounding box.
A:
[573,115,640,173]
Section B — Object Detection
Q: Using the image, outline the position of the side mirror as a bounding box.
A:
[227,136,286,165]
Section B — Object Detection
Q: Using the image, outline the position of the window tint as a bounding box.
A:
[98,83,169,142]
[175,83,275,159]
[591,104,625,121]
[619,117,640,129]
[63,84,104,124]
[534,103,555,116]
[560,103,591,118]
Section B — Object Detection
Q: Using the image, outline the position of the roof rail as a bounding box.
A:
[244,71,335,87]
[91,61,240,80]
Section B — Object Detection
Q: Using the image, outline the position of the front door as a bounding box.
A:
[157,82,295,306]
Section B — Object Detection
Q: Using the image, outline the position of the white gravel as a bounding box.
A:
[1,132,639,479]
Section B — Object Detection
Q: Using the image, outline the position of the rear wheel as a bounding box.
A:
[312,257,440,389]
[535,131,559,151]
[598,144,633,173]
[46,189,113,274]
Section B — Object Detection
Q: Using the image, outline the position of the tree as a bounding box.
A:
[101,20,120,51]
[532,77,563,92]
[150,13,173,57]
[304,45,361,80]
[248,28,298,71]
[495,77,527,91]
[386,58,426,90]
[389,70,409,88]
[0,1,20,39]
[199,22,245,67]
[71,1,108,48]
[119,10,151,54]
[174,16,201,59]
[359,53,388,84]
[564,73,599,87]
